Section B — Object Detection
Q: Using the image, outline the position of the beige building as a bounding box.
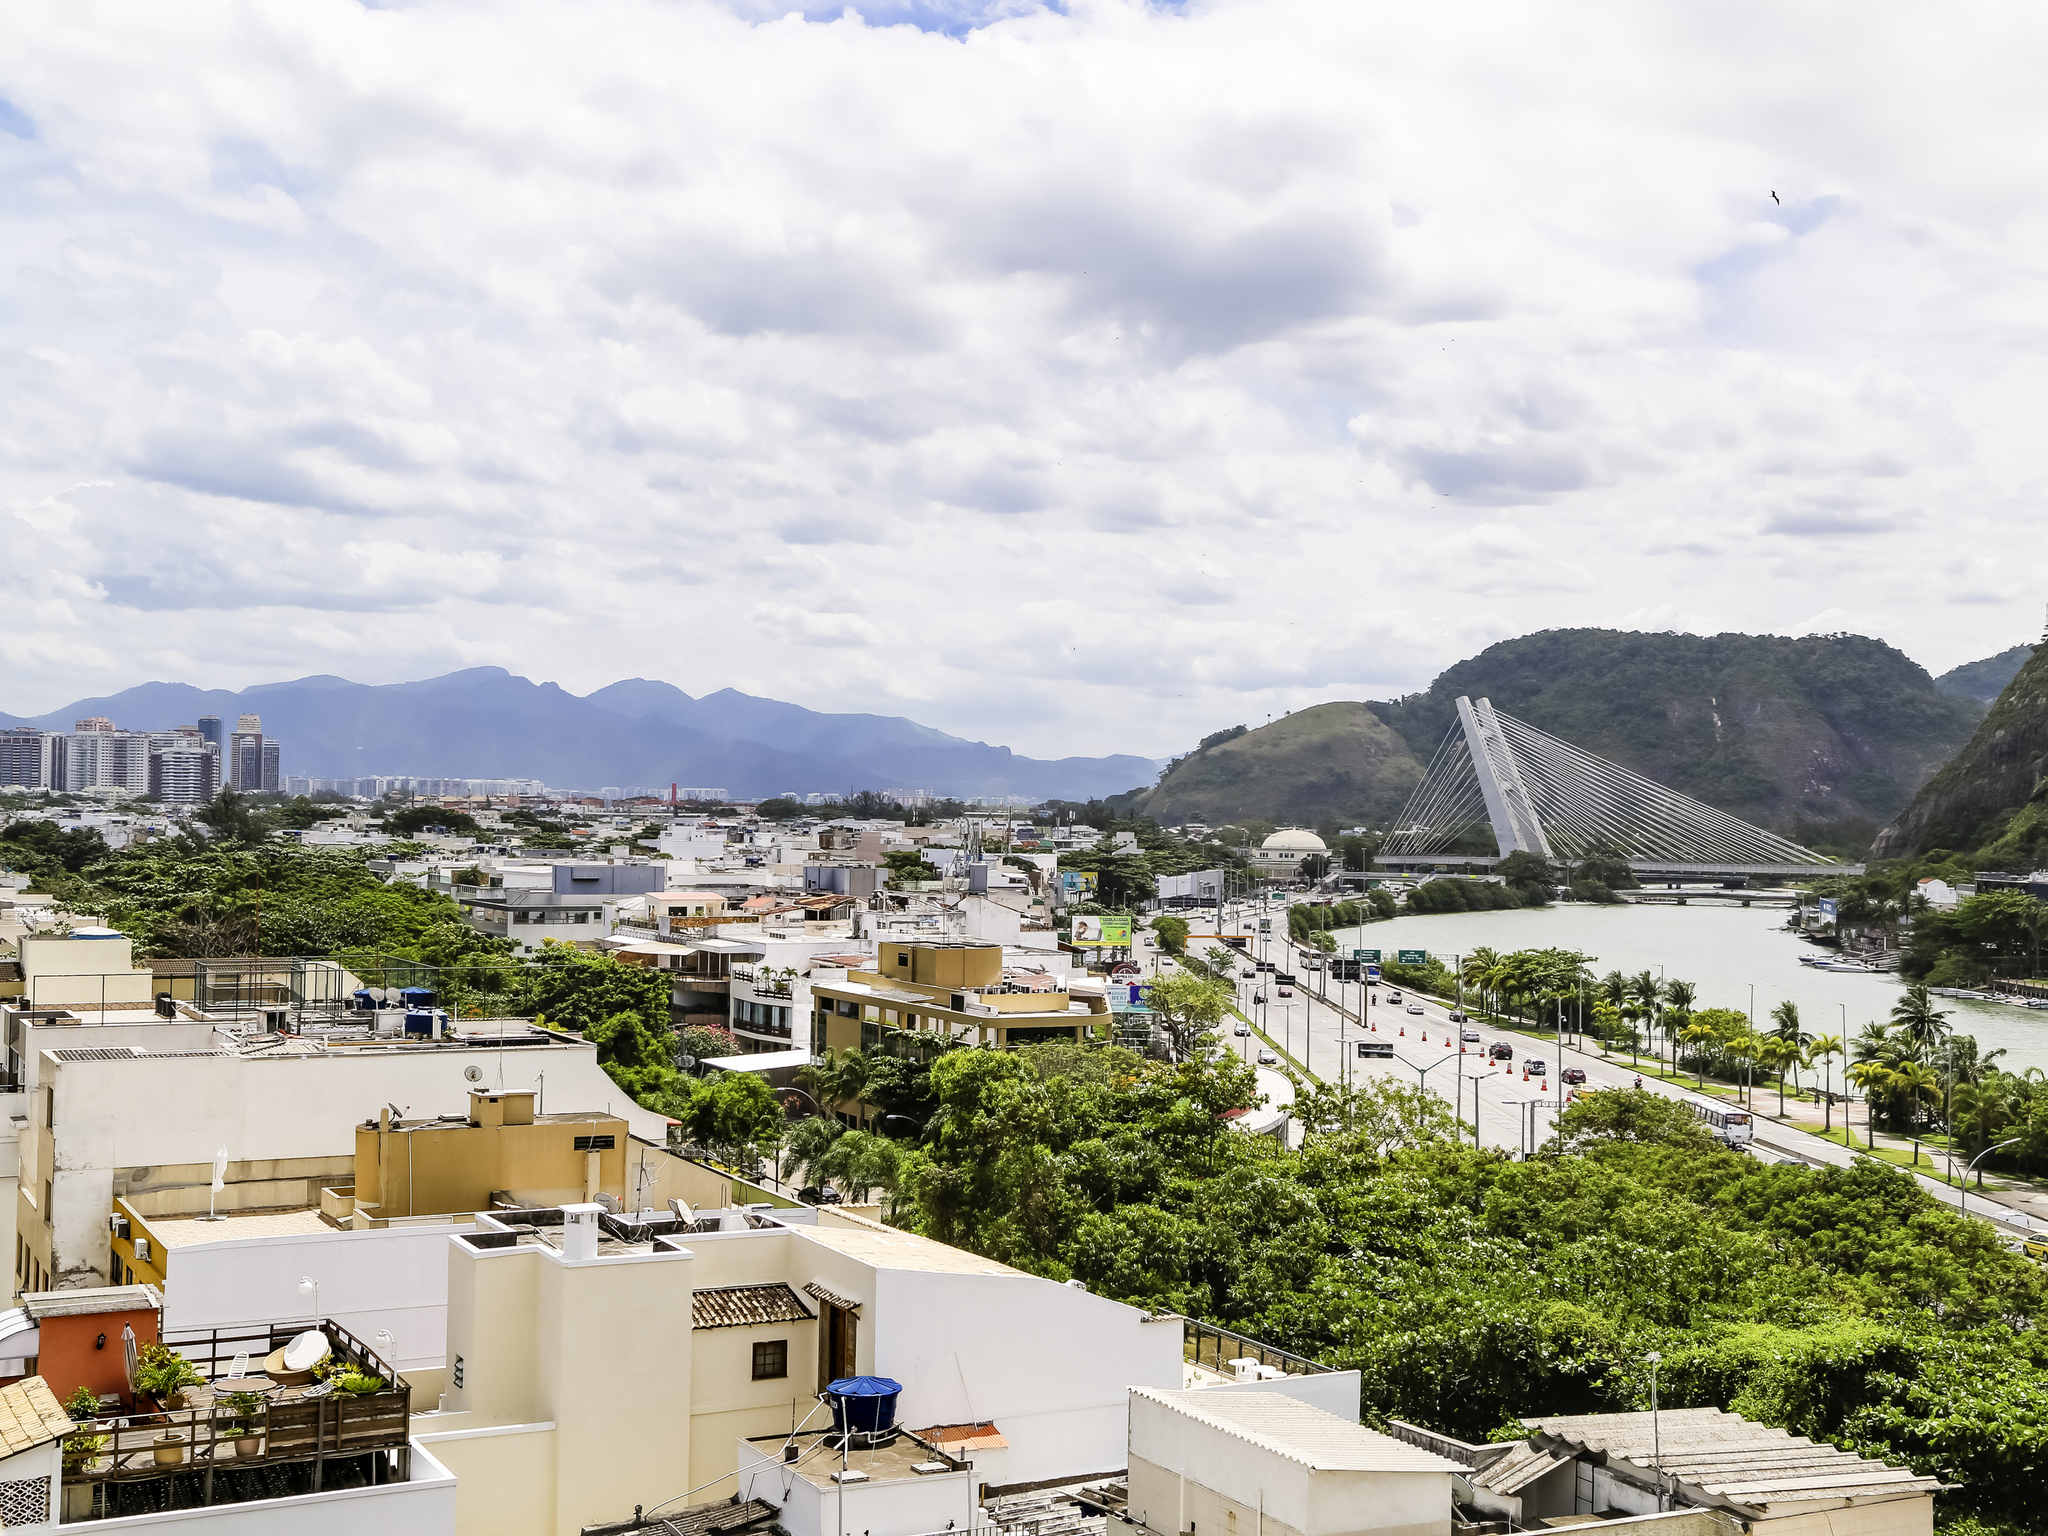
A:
[810,942,1107,1067]
[1129,1388,1460,1536]
[411,1200,1197,1536]
[344,1091,630,1225]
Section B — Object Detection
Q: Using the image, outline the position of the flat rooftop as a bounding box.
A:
[769,1429,965,1490]
[795,1212,1022,1276]
[145,1207,341,1248]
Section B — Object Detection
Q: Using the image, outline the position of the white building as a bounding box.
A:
[1253,829,1329,883]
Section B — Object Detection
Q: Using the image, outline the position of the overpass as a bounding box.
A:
[1375,697,1862,880]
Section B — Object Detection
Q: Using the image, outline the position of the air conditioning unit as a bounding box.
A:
[108,1214,130,1239]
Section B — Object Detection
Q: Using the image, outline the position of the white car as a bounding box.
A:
[1405,1003,1424,1015]
[1257,1049,1278,1066]
[1232,1024,1251,1037]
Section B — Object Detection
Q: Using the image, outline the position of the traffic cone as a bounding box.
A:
[1399,1025,1405,1036]
[1521,1068,1529,1081]
[1421,1031,1428,1044]
[1541,1079,1548,1092]
[1444,1036,1452,1049]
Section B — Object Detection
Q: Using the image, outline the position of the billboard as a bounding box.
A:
[1817,897,1838,925]
[1158,868,1225,902]
[1071,915,1135,947]
[1397,949,1428,965]
[1060,869,1099,899]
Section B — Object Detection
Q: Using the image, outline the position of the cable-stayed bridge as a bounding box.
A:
[1376,696,1859,879]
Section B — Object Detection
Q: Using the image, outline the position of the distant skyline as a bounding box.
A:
[3,1,2044,758]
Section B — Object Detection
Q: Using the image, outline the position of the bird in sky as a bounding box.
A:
[1770,190,1781,205]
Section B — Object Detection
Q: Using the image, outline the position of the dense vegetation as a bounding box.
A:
[1935,643,2036,705]
[790,1043,2048,1534]
[1876,642,2048,866]
[1133,702,1428,831]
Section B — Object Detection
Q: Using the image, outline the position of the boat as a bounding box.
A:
[1930,987,1995,1001]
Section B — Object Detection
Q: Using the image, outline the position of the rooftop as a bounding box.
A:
[795,1213,1023,1276]
[692,1282,816,1330]
[1134,1388,1464,1474]
[20,1284,161,1319]
[766,1428,967,1491]
[1528,1409,1947,1509]
[0,1376,74,1456]
[145,1207,342,1248]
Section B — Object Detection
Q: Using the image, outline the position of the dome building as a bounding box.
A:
[1252,828,1329,882]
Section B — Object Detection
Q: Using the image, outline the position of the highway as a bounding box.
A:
[1169,901,2048,1236]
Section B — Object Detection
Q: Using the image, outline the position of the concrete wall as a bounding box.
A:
[415,1420,558,1536]
[872,1270,1182,1490]
[1758,1500,1934,1536]
[736,1439,976,1536]
[1128,1395,1450,1536]
[157,1220,463,1380]
[86,1441,458,1536]
[689,1316,821,1498]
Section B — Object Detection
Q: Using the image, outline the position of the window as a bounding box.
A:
[752,1340,788,1380]
[572,1134,615,1152]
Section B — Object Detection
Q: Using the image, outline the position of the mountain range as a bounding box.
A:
[0,670,1159,801]
[1875,642,2048,866]
[1135,629,2001,851]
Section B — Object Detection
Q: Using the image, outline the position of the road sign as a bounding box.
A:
[1258,919,1272,932]
[1354,948,1380,962]
[1397,949,1427,964]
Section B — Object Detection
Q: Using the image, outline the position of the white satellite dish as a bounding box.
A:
[464,1065,484,1084]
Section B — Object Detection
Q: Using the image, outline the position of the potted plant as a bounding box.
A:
[217,1390,266,1458]
[152,1430,187,1468]
[336,1370,385,1395]
[133,1342,204,1409]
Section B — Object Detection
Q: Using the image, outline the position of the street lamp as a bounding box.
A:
[1646,1351,1665,1511]
[297,1275,320,1323]
[1960,1137,2023,1222]
[1462,1068,1501,1148]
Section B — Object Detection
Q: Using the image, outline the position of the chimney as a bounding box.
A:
[560,1203,603,1262]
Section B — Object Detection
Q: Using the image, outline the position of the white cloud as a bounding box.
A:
[0,0,2041,759]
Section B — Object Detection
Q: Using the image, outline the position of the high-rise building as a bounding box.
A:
[197,715,223,756]
[148,743,220,804]
[260,739,280,792]
[229,713,263,792]
[0,729,57,789]
[73,717,115,733]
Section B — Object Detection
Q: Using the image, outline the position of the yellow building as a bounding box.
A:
[342,1090,629,1226]
[809,942,1107,1076]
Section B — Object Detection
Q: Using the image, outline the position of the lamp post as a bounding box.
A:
[1646,1351,1665,1511]
[298,1275,320,1325]
[1462,1068,1500,1148]
[1960,1137,2023,1222]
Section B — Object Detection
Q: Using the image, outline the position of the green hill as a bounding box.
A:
[1373,630,1980,849]
[1133,702,1426,829]
[1935,643,2036,704]
[1134,631,1983,849]
[1874,642,2048,865]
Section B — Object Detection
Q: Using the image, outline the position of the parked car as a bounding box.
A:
[1462,1028,1482,1044]
[1561,1067,1588,1085]
[1405,1003,1424,1015]
[798,1186,844,1206]
[1488,1041,1514,1061]
[1232,1023,1251,1037]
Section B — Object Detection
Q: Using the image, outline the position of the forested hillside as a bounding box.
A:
[1875,642,2048,865]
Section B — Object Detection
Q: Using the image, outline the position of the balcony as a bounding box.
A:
[60,1321,412,1522]
[1175,1315,1329,1384]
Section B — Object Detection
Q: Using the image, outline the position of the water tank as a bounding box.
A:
[400,986,436,1008]
[825,1376,903,1437]
[403,1010,436,1038]
[352,989,377,1013]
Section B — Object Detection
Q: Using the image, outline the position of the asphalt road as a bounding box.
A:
[1174,904,2047,1235]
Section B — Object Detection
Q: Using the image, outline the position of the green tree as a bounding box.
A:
[1151,915,1190,955]
[1147,970,1232,1062]
[1547,1087,1719,1154]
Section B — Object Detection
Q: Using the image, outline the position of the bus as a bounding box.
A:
[1690,1101,1754,1147]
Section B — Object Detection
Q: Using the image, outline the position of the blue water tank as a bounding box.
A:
[403,1011,436,1038]
[352,989,376,1012]
[825,1376,902,1436]
[400,986,436,1007]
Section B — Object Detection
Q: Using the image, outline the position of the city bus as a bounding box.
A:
[1690,1101,1754,1147]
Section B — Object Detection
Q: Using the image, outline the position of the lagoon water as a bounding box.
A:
[1333,901,2048,1072]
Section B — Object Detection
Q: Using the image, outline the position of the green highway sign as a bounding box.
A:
[1354,948,1380,962]
[1397,949,1428,964]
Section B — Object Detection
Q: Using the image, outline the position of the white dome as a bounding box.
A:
[1261,828,1327,853]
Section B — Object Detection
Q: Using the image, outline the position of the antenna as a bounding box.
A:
[464,1064,484,1084]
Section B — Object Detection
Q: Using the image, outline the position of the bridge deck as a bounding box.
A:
[1372,855,1861,878]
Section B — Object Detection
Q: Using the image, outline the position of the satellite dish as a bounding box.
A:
[464,1065,484,1083]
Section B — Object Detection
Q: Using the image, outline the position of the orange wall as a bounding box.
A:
[37,1308,159,1406]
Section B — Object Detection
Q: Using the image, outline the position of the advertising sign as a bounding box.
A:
[1397,949,1428,965]
[1354,948,1380,962]
[1060,869,1099,899]
[1817,897,1838,925]
[1071,915,1135,947]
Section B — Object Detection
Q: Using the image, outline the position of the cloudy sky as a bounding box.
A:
[1,0,2040,759]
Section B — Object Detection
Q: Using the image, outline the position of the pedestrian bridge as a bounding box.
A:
[1374,697,1862,880]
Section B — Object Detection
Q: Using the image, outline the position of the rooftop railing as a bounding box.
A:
[1175,1315,1331,1378]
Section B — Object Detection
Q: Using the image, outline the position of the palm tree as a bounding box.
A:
[1768,1001,1811,1096]
[1806,1034,1845,1132]
[1462,949,1499,1015]
[1889,985,1953,1055]
[1680,1020,1718,1088]
[1758,1036,1802,1115]
[1726,1031,1764,1107]
[1892,1060,1942,1165]
[779,1115,845,1190]
[1846,1059,1893,1151]
[1661,979,1697,1072]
